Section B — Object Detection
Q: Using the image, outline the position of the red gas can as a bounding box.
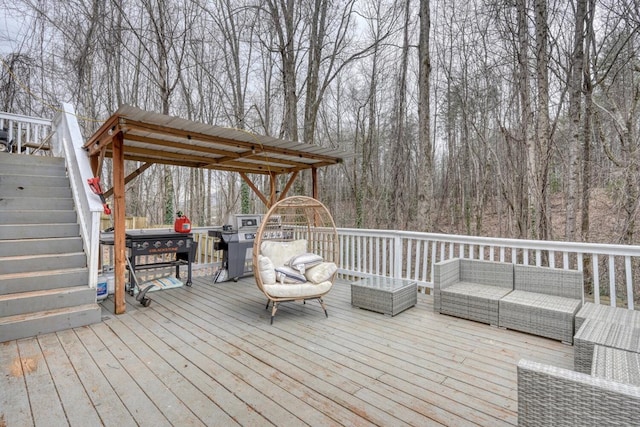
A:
[174,211,192,233]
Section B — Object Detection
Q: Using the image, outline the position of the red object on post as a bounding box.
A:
[174,211,191,233]
[87,177,112,215]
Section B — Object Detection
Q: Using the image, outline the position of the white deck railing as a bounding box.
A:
[185,227,640,310]
[334,229,640,310]
[0,111,52,154]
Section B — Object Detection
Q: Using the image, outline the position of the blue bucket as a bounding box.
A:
[97,275,108,301]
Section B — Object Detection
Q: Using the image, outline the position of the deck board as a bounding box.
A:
[36,333,104,427]
[0,276,574,426]
[16,338,68,426]
[1,340,36,427]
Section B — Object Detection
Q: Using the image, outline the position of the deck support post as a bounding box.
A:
[113,131,126,314]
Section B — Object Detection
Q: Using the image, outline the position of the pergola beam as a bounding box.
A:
[239,172,269,207]
[104,162,153,199]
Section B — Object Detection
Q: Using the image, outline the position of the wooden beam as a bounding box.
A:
[99,151,292,175]
[112,131,126,315]
[123,119,340,163]
[125,132,314,169]
[84,116,121,156]
[124,133,235,157]
[312,167,318,199]
[118,145,299,172]
[90,155,99,177]
[269,173,277,207]
[278,171,299,202]
[239,172,269,207]
[103,162,153,199]
[96,146,106,179]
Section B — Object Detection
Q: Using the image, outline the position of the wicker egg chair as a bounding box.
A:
[253,196,339,324]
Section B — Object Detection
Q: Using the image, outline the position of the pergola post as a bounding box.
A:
[112,131,126,314]
[269,172,277,207]
[312,167,318,199]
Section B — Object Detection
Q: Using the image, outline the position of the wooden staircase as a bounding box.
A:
[0,152,101,342]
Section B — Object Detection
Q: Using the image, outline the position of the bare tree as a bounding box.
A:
[417,0,432,231]
[390,0,411,228]
[565,0,587,241]
[534,0,551,240]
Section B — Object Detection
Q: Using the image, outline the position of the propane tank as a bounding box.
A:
[174,211,192,233]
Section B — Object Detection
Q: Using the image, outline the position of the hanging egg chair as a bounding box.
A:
[253,196,339,324]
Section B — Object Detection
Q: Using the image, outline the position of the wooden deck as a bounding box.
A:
[1,276,574,426]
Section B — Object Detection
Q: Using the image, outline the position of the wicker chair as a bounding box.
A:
[499,265,583,344]
[253,196,339,324]
[433,258,514,326]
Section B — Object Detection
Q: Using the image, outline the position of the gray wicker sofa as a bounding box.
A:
[499,265,583,344]
[434,259,583,343]
[434,258,514,326]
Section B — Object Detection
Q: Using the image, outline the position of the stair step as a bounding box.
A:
[0,303,102,343]
[0,182,71,198]
[0,237,83,257]
[0,209,77,224]
[0,197,74,210]
[0,286,98,317]
[0,223,79,239]
[0,162,66,177]
[0,152,65,166]
[0,174,70,187]
[0,252,86,274]
[0,153,66,173]
[0,268,88,295]
[0,153,101,343]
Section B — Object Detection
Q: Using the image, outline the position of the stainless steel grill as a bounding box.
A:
[209,214,262,282]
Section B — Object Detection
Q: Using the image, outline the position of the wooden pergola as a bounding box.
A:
[83,105,351,314]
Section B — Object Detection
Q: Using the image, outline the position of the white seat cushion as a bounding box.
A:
[258,255,276,285]
[261,239,307,268]
[305,262,337,284]
[263,281,333,298]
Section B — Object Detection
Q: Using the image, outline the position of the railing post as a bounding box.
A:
[393,233,403,279]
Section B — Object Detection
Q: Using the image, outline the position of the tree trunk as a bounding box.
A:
[266,0,299,141]
[581,0,597,242]
[566,0,586,241]
[390,0,411,229]
[417,0,433,231]
[517,0,532,239]
[535,0,551,240]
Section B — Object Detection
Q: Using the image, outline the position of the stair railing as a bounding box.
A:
[52,103,104,288]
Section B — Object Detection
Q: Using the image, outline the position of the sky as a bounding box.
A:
[0,7,31,56]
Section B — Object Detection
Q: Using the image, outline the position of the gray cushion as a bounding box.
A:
[275,266,307,284]
[288,252,323,274]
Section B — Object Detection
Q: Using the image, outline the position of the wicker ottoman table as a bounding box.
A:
[351,277,417,316]
[575,302,640,333]
[574,319,640,373]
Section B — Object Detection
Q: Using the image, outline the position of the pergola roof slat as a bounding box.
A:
[83,105,352,175]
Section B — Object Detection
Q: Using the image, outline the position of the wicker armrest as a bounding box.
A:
[434,258,460,291]
[433,258,460,312]
[518,359,640,426]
